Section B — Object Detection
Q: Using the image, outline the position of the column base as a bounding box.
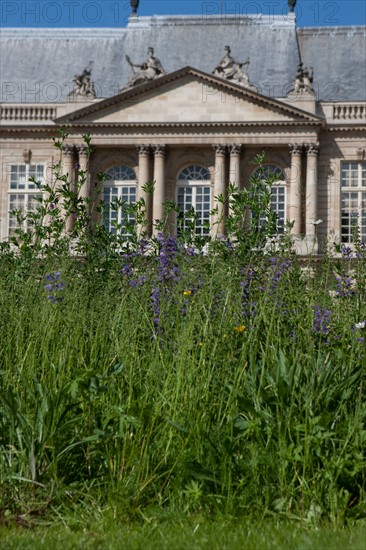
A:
[291,235,319,256]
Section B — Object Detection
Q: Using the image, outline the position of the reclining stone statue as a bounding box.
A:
[124,47,166,88]
[213,46,253,88]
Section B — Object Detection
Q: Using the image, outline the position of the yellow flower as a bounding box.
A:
[234,325,246,333]
[183,290,192,296]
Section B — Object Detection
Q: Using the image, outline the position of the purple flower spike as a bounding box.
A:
[44,271,66,304]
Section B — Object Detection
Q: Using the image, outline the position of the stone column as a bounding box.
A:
[305,142,320,239]
[137,145,151,236]
[75,145,91,227]
[212,144,227,236]
[77,146,90,201]
[61,145,75,234]
[152,145,167,235]
[229,144,242,188]
[228,144,242,216]
[288,144,303,235]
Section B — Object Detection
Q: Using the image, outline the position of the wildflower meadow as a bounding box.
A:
[0,133,365,549]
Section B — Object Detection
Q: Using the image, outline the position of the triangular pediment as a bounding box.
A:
[57,67,322,126]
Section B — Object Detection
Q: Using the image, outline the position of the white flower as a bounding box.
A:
[312,219,324,226]
[355,321,366,330]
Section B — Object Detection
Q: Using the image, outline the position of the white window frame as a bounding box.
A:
[7,163,45,237]
[341,161,366,243]
[103,166,137,236]
[177,165,212,236]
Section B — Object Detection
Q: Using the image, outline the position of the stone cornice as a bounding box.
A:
[0,125,322,143]
[0,120,324,139]
[326,125,366,132]
[55,120,323,129]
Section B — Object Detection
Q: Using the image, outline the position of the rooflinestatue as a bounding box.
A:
[289,63,315,95]
[130,0,139,16]
[213,46,254,89]
[124,47,166,88]
[68,64,96,99]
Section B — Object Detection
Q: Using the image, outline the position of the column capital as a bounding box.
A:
[228,143,243,155]
[289,143,304,155]
[212,144,227,155]
[305,142,320,155]
[75,145,90,157]
[153,144,168,157]
[137,144,151,156]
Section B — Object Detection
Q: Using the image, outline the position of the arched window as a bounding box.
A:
[177,165,211,236]
[103,166,137,235]
[253,164,286,233]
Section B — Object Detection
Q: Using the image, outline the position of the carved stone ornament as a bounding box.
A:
[62,145,75,157]
[124,48,166,89]
[229,144,243,155]
[137,144,151,156]
[68,63,96,100]
[305,143,320,155]
[357,148,365,161]
[213,46,256,90]
[23,149,32,163]
[153,145,168,156]
[212,144,227,155]
[289,143,304,155]
[76,145,89,158]
[130,0,139,16]
[288,63,315,96]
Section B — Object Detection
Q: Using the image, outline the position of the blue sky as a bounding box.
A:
[1,0,365,27]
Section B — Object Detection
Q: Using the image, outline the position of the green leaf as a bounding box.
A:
[111,363,124,375]
[184,461,222,485]
[167,419,189,434]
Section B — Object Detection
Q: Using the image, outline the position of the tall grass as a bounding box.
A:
[0,134,365,528]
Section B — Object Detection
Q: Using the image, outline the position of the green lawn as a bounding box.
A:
[1,140,365,546]
[2,519,366,550]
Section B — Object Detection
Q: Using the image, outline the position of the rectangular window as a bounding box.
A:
[177,185,211,236]
[270,185,286,233]
[8,164,45,237]
[103,184,136,236]
[258,185,286,234]
[341,162,366,243]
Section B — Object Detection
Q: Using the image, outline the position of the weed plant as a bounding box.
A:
[0,133,365,532]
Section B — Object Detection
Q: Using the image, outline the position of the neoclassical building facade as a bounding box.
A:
[0,1,365,252]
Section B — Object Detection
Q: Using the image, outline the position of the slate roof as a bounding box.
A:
[298,27,366,102]
[0,15,364,103]
[0,15,299,102]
